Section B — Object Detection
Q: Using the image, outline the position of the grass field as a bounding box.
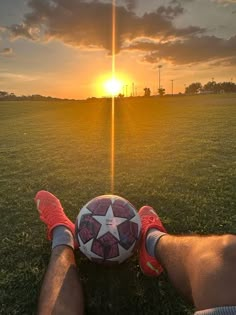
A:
[0,94,235,315]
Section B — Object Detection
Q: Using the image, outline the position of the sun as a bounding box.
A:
[95,72,131,97]
[104,78,122,96]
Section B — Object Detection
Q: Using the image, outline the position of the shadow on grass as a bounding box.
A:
[77,255,193,315]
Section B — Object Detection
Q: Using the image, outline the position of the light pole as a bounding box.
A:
[171,80,174,96]
[158,65,162,93]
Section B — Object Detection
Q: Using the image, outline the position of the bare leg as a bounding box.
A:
[38,246,84,315]
[156,234,236,311]
[34,191,84,315]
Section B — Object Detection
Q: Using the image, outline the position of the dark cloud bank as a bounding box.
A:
[5,0,236,65]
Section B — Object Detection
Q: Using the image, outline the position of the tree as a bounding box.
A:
[0,91,9,97]
[218,81,236,93]
[158,88,165,96]
[185,82,202,94]
[144,87,151,97]
[203,81,217,93]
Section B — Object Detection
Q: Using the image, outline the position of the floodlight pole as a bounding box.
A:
[171,79,174,96]
[158,65,162,92]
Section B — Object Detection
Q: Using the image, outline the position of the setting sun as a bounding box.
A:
[95,72,132,98]
[104,78,122,96]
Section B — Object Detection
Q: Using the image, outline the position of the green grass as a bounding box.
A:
[0,94,235,314]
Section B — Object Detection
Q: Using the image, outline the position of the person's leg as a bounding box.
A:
[156,234,236,311]
[38,245,84,315]
[139,206,236,312]
[35,191,84,315]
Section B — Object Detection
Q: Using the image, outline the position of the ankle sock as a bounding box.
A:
[146,228,166,257]
[52,226,74,250]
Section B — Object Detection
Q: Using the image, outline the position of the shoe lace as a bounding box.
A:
[142,215,159,227]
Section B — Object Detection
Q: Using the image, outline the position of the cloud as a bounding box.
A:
[6,0,204,53]
[171,0,194,3]
[0,72,38,81]
[128,35,236,65]
[209,56,236,66]
[212,0,236,3]
[0,48,14,57]
[8,23,40,40]
[5,0,236,66]
[124,0,137,11]
[211,0,236,7]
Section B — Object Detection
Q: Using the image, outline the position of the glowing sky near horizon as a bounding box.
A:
[0,0,236,98]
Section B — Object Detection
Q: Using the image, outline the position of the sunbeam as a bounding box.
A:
[111,0,116,193]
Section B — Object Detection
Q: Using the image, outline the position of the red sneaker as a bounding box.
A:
[34,190,75,241]
[139,206,167,277]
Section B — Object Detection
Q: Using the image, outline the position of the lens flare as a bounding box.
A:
[111,0,116,193]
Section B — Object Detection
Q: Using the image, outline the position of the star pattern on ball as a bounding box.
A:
[77,234,102,260]
[76,206,92,228]
[93,205,127,239]
[108,242,136,264]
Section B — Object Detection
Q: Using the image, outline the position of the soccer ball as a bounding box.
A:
[75,195,141,264]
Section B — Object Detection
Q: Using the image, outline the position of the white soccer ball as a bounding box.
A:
[75,195,141,264]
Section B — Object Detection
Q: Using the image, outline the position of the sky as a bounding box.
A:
[0,0,236,99]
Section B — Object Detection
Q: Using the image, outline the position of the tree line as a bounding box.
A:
[0,91,74,101]
[185,81,236,94]
[1,80,236,101]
